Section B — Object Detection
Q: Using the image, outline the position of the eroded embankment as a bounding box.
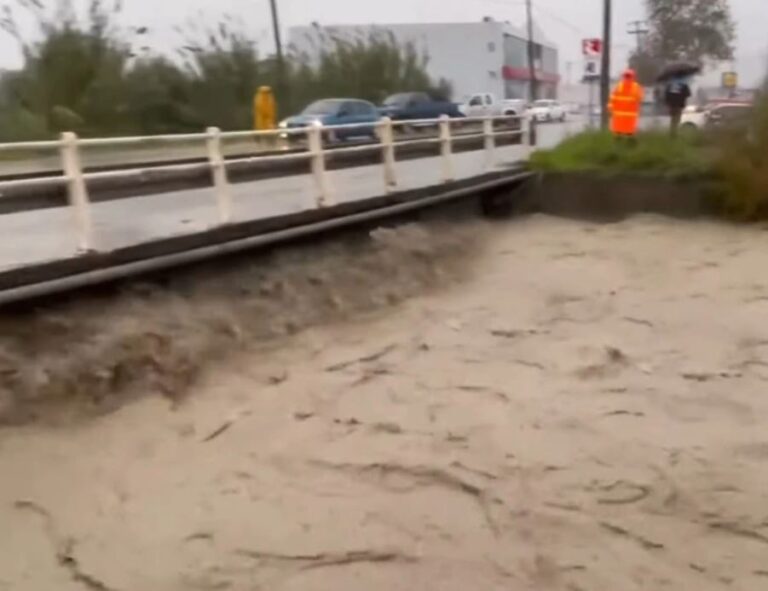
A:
[0,213,490,425]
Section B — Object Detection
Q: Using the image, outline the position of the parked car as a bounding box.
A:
[459,93,526,119]
[527,99,566,123]
[680,102,752,132]
[379,92,463,122]
[680,105,705,129]
[279,99,380,142]
[562,102,583,115]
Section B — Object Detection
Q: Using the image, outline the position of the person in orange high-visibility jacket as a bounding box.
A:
[609,69,644,137]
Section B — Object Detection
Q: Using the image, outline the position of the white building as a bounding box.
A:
[288,20,560,101]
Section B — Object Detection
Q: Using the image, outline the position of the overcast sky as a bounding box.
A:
[1,0,766,85]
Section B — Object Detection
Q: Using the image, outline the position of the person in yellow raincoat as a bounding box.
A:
[254,86,276,131]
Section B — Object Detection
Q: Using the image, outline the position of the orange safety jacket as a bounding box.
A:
[609,80,644,135]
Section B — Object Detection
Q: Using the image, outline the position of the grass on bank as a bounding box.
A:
[530,111,768,221]
[529,130,710,177]
[712,100,768,220]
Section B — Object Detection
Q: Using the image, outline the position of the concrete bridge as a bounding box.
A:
[0,116,581,304]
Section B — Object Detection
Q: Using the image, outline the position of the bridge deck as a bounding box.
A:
[0,144,529,274]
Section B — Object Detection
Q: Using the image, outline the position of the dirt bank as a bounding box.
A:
[2,214,768,590]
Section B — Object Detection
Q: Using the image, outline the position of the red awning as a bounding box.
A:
[502,66,560,84]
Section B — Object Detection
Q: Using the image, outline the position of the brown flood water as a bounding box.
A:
[2,214,768,590]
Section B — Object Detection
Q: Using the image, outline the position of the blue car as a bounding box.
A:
[379,92,463,121]
[280,99,380,142]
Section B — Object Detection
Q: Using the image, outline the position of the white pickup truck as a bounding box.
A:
[459,93,527,119]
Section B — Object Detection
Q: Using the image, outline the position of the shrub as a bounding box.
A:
[711,98,768,220]
[0,3,448,140]
[529,130,709,177]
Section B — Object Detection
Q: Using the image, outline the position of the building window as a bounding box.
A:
[503,34,526,68]
[488,42,496,52]
[542,46,558,74]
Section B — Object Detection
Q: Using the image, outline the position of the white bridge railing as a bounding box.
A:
[0,114,532,254]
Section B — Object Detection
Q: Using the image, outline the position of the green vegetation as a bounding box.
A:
[630,0,735,85]
[531,95,768,221]
[290,28,452,109]
[529,131,710,177]
[0,1,446,140]
[712,99,768,220]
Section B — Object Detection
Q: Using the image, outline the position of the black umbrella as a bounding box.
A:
[656,62,702,83]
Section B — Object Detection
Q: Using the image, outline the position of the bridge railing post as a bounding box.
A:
[308,121,332,207]
[59,131,94,253]
[206,126,233,225]
[439,115,454,183]
[379,117,397,192]
[483,116,496,170]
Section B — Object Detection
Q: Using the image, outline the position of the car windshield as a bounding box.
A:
[383,94,413,107]
[302,100,343,116]
[534,100,552,107]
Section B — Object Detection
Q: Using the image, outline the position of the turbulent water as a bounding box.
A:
[3,214,768,590]
[0,211,488,425]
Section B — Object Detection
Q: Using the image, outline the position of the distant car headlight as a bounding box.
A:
[278,120,288,129]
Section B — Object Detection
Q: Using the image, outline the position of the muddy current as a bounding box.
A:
[0,212,485,425]
[2,213,768,590]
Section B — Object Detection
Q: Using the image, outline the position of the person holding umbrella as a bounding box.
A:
[657,63,701,137]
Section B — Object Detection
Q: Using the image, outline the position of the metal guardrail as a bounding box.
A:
[0,114,532,255]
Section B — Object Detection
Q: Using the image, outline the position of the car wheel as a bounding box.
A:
[324,129,338,145]
[560,113,566,122]
[503,111,521,130]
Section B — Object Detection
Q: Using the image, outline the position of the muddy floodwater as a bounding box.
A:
[2,214,768,590]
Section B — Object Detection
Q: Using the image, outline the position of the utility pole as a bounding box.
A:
[268,0,288,113]
[627,19,649,52]
[599,0,612,129]
[525,0,538,102]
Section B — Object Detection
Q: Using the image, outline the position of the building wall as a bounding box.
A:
[501,28,559,100]
[288,21,559,102]
[289,23,506,100]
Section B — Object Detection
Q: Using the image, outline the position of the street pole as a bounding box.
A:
[599,0,612,129]
[627,20,649,53]
[268,0,288,114]
[526,0,537,103]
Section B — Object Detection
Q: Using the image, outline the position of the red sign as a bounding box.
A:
[502,66,561,84]
[582,38,603,57]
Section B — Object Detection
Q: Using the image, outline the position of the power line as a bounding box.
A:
[532,4,589,36]
[478,0,589,36]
